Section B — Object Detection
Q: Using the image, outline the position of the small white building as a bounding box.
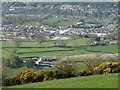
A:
[35,56,57,66]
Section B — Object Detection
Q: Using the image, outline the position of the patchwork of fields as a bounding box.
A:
[2,39,118,59]
[2,39,118,78]
[2,38,118,88]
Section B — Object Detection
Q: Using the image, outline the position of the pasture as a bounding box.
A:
[55,19,75,27]
[2,37,91,47]
[42,17,61,25]
[42,16,76,27]
[22,21,40,26]
[2,40,118,59]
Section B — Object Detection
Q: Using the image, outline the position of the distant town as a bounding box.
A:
[1,2,119,88]
[1,3,118,44]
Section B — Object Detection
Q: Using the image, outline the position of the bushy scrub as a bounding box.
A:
[53,60,79,79]
[3,70,45,86]
[79,62,120,76]
[80,70,93,76]
[3,60,79,86]
[43,70,55,81]
[94,62,120,74]
[84,56,103,74]
[4,60,119,86]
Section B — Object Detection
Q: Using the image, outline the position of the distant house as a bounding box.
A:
[96,33,107,37]
[35,56,57,68]
[109,41,118,45]
[38,56,56,62]
[90,40,110,46]
[95,40,110,45]
[22,57,38,63]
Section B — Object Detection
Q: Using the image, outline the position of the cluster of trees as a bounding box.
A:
[2,48,22,84]
[2,2,117,26]
[35,34,46,45]
[53,40,68,47]
[2,49,22,68]
[2,41,36,83]
[3,2,117,16]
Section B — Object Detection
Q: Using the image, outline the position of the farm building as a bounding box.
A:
[35,56,57,68]
[38,56,56,62]
[109,41,118,45]
[51,35,70,40]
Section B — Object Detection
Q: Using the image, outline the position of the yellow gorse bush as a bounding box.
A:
[4,70,46,86]
[15,70,45,83]
[94,62,120,74]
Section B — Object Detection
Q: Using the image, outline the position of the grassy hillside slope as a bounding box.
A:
[9,73,118,88]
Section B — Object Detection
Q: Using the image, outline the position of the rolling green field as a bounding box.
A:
[55,19,75,27]
[9,73,118,88]
[42,17,76,27]
[2,40,118,59]
[2,38,91,59]
[43,17,61,25]
[68,38,91,45]
[3,46,115,59]
[2,38,118,79]
[2,38,91,47]
[86,45,118,53]
[22,21,40,26]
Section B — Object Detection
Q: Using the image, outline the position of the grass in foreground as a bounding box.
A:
[9,73,118,88]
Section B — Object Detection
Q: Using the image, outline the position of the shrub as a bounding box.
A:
[2,66,10,86]
[84,56,103,74]
[80,70,93,76]
[94,62,120,74]
[4,70,45,86]
[24,59,35,68]
[4,61,79,86]
[3,77,21,86]
[53,60,79,79]
[16,70,45,83]
[43,70,54,81]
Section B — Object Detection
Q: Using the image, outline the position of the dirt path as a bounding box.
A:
[63,53,118,59]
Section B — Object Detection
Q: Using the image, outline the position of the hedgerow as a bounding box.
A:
[3,61,120,86]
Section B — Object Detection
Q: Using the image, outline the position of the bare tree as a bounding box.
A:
[14,38,23,48]
[53,40,68,47]
[36,34,46,45]
[53,60,78,78]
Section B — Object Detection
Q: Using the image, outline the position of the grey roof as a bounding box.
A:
[40,56,56,59]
